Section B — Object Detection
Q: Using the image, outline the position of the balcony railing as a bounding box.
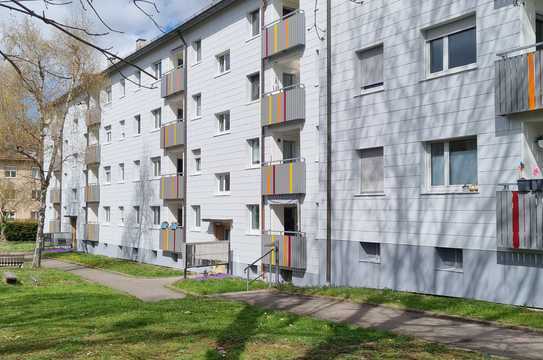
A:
[160,174,184,200]
[496,46,543,115]
[262,84,305,127]
[50,189,61,204]
[65,201,80,217]
[160,121,186,149]
[84,223,99,242]
[261,230,306,270]
[161,66,185,97]
[48,220,61,233]
[262,158,306,195]
[262,10,305,59]
[159,227,184,253]
[85,108,101,127]
[85,184,100,203]
[497,184,543,251]
[85,144,100,165]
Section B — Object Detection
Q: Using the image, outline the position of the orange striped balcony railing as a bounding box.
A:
[261,230,306,270]
[160,121,186,149]
[261,84,305,127]
[262,10,305,59]
[262,158,306,196]
[159,227,184,253]
[161,66,185,98]
[160,174,184,201]
[85,184,100,203]
[84,223,99,242]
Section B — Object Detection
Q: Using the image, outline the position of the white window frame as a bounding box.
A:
[119,206,125,226]
[193,39,202,64]
[248,9,260,37]
[133,160,141,181]
[151,157,161,178]
[216,111,231,134]
[358,147,385,195]
[152,108,162,130]
[248,72,260,101]
[216,172,231,194]
[436,247,463,272]
[119,120,126,139]
[153,61,162,79]
[216,50,231,74]
[120,79,126,97]
[192,149,202,174]
[118,163,125,183]
[192,205,201,230]
[105,125,112,143]
[4,166,16,178]
[359,242,381,263]
[104,166,112,184]
[247,204,260,233]
[134,115,141,135]
[151,206,161,226]
[134,206,141,224]
[32,167,40,179]
[248,138,260,167]
[355,43,385,94]
[105,86,112,104]
[193,93,202,119]
[104,206,111,224]
[135,70,141,88]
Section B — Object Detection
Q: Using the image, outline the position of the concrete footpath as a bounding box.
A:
[220,291,543,360]
[43,259,185,302]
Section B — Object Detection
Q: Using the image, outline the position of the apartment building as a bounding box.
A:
[45,0,543,307]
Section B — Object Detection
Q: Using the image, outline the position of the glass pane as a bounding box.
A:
[537,19,543,47]
[430,143,445,186]
[429,38,444,73]
[448,28,476,69]
[449,138,477,185]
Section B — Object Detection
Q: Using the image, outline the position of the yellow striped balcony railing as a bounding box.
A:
[261,230,306,270]
[50,189,61,204]
[85,144,100,165]
[160,174,184,201]
[159,227,184,253]
[161,66,185,98]
[85,184,100,203]
[262,10,305,59]
[85,108,101,127]
[84,223,99,242]
[261,85,305,127]
[160,121,186,149]
[48,219,61,233]
[262,158,306,196]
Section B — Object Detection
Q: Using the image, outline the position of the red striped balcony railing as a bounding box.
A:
[261,230,306,270]
[160,121,186,149]
[159,227,184,253]
[161,66,185,98]
[262,10,305,59]
[262,158,306,195]
[160,174,184,201]
[261,85,305,127]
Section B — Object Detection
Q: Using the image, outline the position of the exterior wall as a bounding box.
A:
[0,157,40,220]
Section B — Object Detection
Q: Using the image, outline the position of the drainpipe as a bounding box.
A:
[325,0,332,285]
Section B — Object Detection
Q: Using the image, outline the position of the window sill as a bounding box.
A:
[215,192,231,197]
[117,181,126,184]
[133,134,142,138]
[214,131,231,137]
[359,259,381,264]
[191,116,202,121]
[245,34,261,43]
[132,180,141,183]
[246,232,261,237]
[245,165,261,170]
[436,267,463,274]
[421,63,477,82]
[246,99,260,105]
[354,193,386,198]
[421,190,479,196]
[191,172,202,177]
[191,228,201,232]
[214,70,231,79]
[150,128,160,133]
[354,86,385,98]
[102,183,111,187]
[192,61,202,67]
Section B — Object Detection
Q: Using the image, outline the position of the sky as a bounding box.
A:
[0,0,214,65]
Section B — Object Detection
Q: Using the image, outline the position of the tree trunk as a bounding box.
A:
[32,188,47,268]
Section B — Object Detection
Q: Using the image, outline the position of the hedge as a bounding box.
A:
[4,221,38,242]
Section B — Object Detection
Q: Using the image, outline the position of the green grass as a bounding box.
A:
[0,268,490,359]
[44,252,184,278]
[175,277,269,295]
[279,284,543,331]
[0,241,35,253]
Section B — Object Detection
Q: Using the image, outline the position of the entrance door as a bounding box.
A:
[284,207,297,233]
[214,223,230,241]
[70,217,77,249]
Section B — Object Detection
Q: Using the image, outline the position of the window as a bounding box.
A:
[135,71,141,87]
[104,206,111,224]
[105,125,112,143]
[120,79,126,97]
[4,166,16,178]
[248,204,260,232]
[249,9,260,37]
[152,108,162,129]
[356,44,384,91]
[151,157,161,177]
[193,93,202,118]
[193,40,202,63]
[283,7,296,16]
[358,147,384,194]
[119,120,126,139]
[119,163,125,182]
[217,51,230,74]
[104,166,111,184]
[32,167,39,179]
[151,206,161,226]
[283,73,296,88]
[248,138,260,166]
[216,111,230,133]
[177,108,184,121]
[134,115,141,135]
[193,149,202,173]
[426,16,476,75]
[427,137,477,190]
[248,73,260,101]
[153,61,162,79]
[217,173,231,193]
[359,242,381,263]
[177,207,184,227]
[31,190,40,201]
[192,205,201,229]
[72,188,78,200]
[119,206,125,225]
[134,206,140,224]
[436,247,463,271]
[105,86,112,104]
[72,118,79,133]
[133,160,141,181]
[6,211,15,221]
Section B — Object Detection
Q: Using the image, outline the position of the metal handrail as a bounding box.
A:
[161,119,185,127]
[497,42,543,58]
[262,83,305,97]
[161,172,184,178]
[264,230,306,237]
[262,157,305,167]
[244,247,275,291]
[263,8,304,29]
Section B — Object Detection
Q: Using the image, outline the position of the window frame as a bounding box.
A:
[104,206,111,224]
[355,43,385,94]
[359,242,381,263]
[193,93,202,119]
[247,204,260,233]
[105,125,112,143]
[120,79,126,97]
[192,149,202,174]
[248,72,260,101]
[193,39,202,64]
[216,50,231,74]
[248,9,260,37]
[135,70,142,88]
[151,157,161,178]
[151,206,161,226]
[192,205,201,230]
[133,160,141,181]
[357,147,385,195]
[104,166,112,184]
[134,206,141,224]
[119,206,125,226]
[435,247,463,272]
[105,85,112,104]
[248,138,260,167]
[216,172,231,194]
[152,108,162,130]
[4,166,16,178]
[118,163,125,182]
[134,115,142,135]
[119,120,126,139]
[216,111,231,134]
[153,61,162,79]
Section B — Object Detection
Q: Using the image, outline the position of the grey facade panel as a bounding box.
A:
[262,160,306,195]
[261,85,305,126]
[262,11,305,59]
[160,175,185,200]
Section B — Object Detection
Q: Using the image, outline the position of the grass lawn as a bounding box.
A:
[0,268,490,359]
[175,276,269,295]
[0,241,35,253]
[279,284,543,331]
[44,252,184,278]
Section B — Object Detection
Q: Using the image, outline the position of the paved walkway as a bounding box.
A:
[220,291,543,360]
[43,259,185,302]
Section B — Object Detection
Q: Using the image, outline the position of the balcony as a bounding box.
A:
[262,10,305,59]
[85,144,100,165]
[262,85,305,127]
[497,185,543,251]
[84,223,99,242]
[85,108,101,127]
[65,201,80,217]
[496,46,543,116]
[261,231,306,270]
[48,220,61,233]
[50,189,61,204]
[161,66,185,98]
[159,227,184,253]
[160,121,186,149]
[262,159,306,196]
[85,184,100,203]
[160,175,184,200]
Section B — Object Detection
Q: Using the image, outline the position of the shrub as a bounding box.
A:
[4,221,37,242]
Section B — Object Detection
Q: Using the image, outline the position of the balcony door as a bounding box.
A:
[284,206,298,233]
[538,15,543,49]
[177,158,184,176]
[214,223,230,241]
[283,140,298,162]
